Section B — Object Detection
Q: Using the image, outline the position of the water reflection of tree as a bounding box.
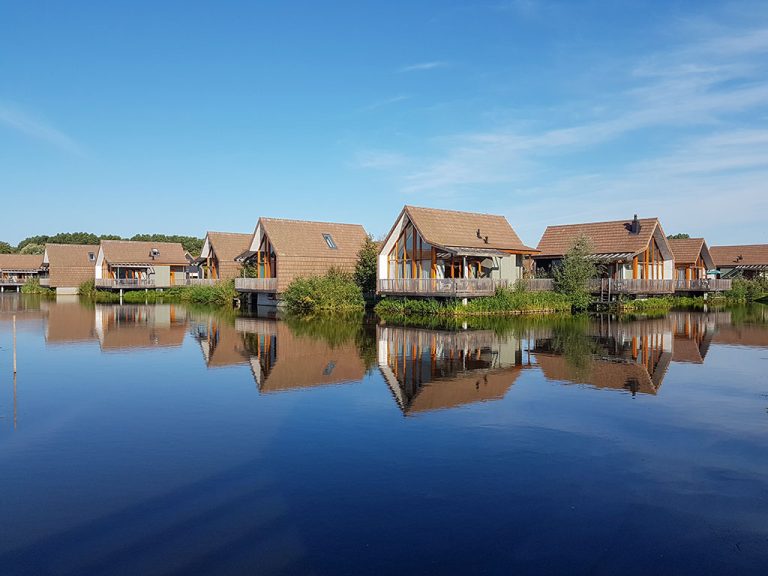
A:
[547,316,600,378]
[281,314,378,372]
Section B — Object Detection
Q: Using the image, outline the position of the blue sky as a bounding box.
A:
[1,0,767,246]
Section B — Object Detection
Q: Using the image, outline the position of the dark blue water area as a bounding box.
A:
[0,299,766,575]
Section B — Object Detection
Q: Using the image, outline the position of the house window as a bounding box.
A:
[88,252,95,262]
[323,234,337,249]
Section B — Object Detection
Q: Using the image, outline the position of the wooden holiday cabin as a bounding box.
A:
[710,244,768,279]
[666,238,729,292]
[42,244,98,294]
[235,218,368,306]
[0,254,44,290]
[535,215,676,295]
[197,231,252,280]
[377,206,537,298]
[94,240,190,289]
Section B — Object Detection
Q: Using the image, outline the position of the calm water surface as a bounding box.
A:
[1,295,767,575]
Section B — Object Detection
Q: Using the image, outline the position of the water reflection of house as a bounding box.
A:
[671,312,715,364]
[377,325,527,414]
[95,305,187,351]
[45,301,98,345]
[192,316,250,368]
[236,318,366,392]
[533,317,673,396]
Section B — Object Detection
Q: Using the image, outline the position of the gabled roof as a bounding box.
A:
[203,231,252,262]
[390,205,535,252]
[0,254,44,272]
[710,244,768,267]
[667,238,714,268]
[259,218,368,259]
[99,240,188,266]
[44,244,99,267]
[536,217,666,258]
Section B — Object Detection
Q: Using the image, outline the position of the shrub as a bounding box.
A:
[552,234,596,310]
[21,277,54,295]
[283,269,365,314]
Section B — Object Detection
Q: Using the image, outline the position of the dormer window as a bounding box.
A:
[323,234,337,249]
[88,252,95,262]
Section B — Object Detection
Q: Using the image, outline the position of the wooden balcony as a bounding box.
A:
[0,278,28,287]
[95,278,155,289]
[378,278,510,298]
[675,279,731,292]
[171,278,218,287]
[588,279,675,295]
[522,279,554,292]
[235,277,279,293]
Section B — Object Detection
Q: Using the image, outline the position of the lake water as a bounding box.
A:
[1,295,767,575]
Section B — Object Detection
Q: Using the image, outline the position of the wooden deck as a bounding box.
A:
[95,279,155,289]
[675,279,731,292]
[378,278,509,298]
[235,278,279,293]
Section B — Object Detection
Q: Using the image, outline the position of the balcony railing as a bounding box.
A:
[235,277,279,292]
[95,278,155,289]
[675,279,731,292]
[588,279,675,295]
[522,278,554,292]
[378,278,510,297]
[171,278,218,287]
[0,278,29,286]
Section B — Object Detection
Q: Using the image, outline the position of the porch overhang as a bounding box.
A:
[440,246,510,258]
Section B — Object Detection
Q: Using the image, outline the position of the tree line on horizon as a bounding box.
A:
[0,232,205,257]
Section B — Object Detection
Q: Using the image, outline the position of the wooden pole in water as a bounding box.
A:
[13,314,17,374]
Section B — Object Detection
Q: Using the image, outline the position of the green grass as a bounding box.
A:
[78,280,239,307]
[375,288,573,319]
[21,277,55,296]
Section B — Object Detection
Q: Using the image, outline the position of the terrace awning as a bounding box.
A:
[587,252,636,262]
[735,264,768,270]
[235,250,258,263]
[440,246,510,258]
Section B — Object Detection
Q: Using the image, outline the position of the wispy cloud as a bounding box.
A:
[360,94,411,112]
[0,101,83,155]
[0,102,83,156]
[359,18,768,243]
[398,61,449,73]
[354,149,408,169]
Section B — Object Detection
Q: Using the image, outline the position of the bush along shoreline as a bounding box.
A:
[78,279,239,307]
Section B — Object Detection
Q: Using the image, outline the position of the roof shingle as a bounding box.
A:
[100,240,188,266]
[710,244,768,267]
[536,217,662,258]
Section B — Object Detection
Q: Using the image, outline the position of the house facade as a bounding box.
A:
[43,244,99,294]
[534,215,676,294]
[197,231,252,280]
[94,240,189,289]
[377,206,537,298]
[710,244,768,279]
[665,238,731,292]
[235,218,368,306]
[0,254,44,290]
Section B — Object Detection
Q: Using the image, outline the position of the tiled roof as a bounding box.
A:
[667,238,715,268]
[100,240,188,265]
[536,354,661,395]
[44,244,98,267]
[44,244,99,288]
[0,254,44,271]
[536,217,662,258]
[710,244,768,267]
[206,231,252,262]
[260,218,368,259]
[400,205,535,252]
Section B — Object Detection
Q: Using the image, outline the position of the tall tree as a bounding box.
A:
[667,233,690,239]
[0,241,14,254]
[354,235,378,294]
[553,234,597,310]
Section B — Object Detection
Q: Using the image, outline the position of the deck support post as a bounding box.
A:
[119,288,123,305]
[461,297,468,306]
[17,286,20,293]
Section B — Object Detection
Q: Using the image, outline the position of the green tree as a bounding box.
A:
[19,243,45,255]
[667,233,690,239]
[553,234,597,310]
[354,235,378,295]
[130,234,204,256]
[0,241,14,254]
